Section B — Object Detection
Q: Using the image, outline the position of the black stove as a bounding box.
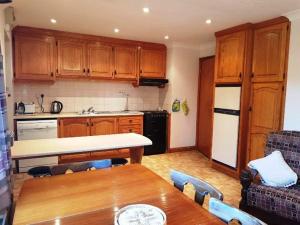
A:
[142,110,168,155]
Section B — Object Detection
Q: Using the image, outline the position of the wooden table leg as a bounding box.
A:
[129,147,144,164]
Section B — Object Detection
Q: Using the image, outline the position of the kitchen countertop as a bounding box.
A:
[14,111,144,120]
[11,133,152,159]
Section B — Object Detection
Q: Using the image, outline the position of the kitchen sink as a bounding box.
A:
[78,110,136,115]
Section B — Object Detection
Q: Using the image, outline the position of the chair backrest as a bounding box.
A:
[51,159,112,175]
[170,170,223,205]
[265,131,300,176]
[209,198,267,225]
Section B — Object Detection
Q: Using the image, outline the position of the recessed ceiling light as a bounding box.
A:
[143,7,150,13]
[164,35,169,40]
[206,19,212,24]
[50,18,57,24]
[114,28,120,33]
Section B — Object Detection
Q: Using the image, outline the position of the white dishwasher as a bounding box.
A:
[17,119,58,172]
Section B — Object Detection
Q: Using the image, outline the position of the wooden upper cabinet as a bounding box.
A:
[114,46,137,79]
[90,117,117,135]
[57,39,86,77]
[215,31,246,83]
[248,82,283,161]
[59,118,90,138]
[139,48,166,78]
[87,43,113,78]
[14,35,55,80]
[252,22,289,82]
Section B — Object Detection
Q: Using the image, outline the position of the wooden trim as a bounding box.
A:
[215,23,253,37]
[211,160,239,179]
[237,28,253,172]
[168,146,195,153]
[280,21,291,130]
[253,16,289,29]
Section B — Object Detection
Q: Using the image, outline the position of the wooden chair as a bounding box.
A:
[170,170,223,205]
[209,198,267,225]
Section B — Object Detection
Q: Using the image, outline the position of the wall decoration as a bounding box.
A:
[182,99,189,116]
[172,99,180,112]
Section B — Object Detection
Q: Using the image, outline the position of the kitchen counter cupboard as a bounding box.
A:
[13,26,167,83]
[58,115,143,163]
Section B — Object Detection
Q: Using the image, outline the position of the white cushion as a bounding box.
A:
[248,150,298,187]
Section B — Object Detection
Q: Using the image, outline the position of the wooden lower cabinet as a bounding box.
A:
[58,115,143,163]
[247,82,284,161]
[58,118,91,162]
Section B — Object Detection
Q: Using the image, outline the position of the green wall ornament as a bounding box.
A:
[172,99,180,112]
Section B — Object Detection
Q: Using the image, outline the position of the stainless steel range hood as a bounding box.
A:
[139,78,168,87]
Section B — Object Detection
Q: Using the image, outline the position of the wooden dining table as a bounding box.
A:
[13,164,223,225]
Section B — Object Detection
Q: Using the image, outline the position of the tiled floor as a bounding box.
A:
[12,150,241,209]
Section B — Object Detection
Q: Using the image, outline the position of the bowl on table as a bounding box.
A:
[115,204,166,225]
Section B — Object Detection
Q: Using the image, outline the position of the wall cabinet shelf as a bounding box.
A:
[13,26,167,83]
[14,34,55,81]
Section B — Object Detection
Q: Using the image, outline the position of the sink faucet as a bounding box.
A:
[87,106,95,113]
[119,92,129,111]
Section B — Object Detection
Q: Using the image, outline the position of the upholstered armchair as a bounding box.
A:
[240,131,300,225]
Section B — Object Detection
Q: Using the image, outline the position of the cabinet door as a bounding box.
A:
[139,48,166,78]
[114,46,137,79]
[90,117,117,135]
[215,31,246,83]
[14,35,55,80]
[57,40,86,77]
[58,118,90,162]
[87,43,113,78]
[248,82,283,161]
[252,22,289,82]
[90,117,117,157]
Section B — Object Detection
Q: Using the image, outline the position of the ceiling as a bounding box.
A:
[10,0,300,47]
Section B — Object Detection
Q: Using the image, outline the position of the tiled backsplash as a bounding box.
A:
[14,80,160,113]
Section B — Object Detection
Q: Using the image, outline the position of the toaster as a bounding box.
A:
[24,103,36,114]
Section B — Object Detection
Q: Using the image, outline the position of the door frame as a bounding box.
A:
[196,55,215,158]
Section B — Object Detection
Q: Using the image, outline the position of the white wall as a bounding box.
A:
[284,10,300,130]
[160,42,215,148]
[0,5,14,130]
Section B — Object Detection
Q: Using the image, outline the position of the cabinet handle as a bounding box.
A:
[251,72,254,78]
[83,68,86,73]
[86,122,89,126]
[140,69,142,74]
[87,68,90,74]
[50,72,54,77]
[129,129,133,132]
[91,122,94,126]
[249,107,252,112]
[129,120,132,123]
[114,70,117,75]
[239,72,242,78]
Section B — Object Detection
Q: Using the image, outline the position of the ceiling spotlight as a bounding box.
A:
[206,19,212,24]
[143,7,150,13]
[114,28,120,33]
[164,35,169,40]
[50,18,57,24]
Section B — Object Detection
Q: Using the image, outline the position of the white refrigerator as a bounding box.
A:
[212,85,241,168]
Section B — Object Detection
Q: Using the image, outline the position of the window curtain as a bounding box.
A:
[0,50,12,215]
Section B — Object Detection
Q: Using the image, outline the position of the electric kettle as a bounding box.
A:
[50,101,63,114]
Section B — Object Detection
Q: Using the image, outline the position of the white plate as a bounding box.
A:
[115,204,166,225]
